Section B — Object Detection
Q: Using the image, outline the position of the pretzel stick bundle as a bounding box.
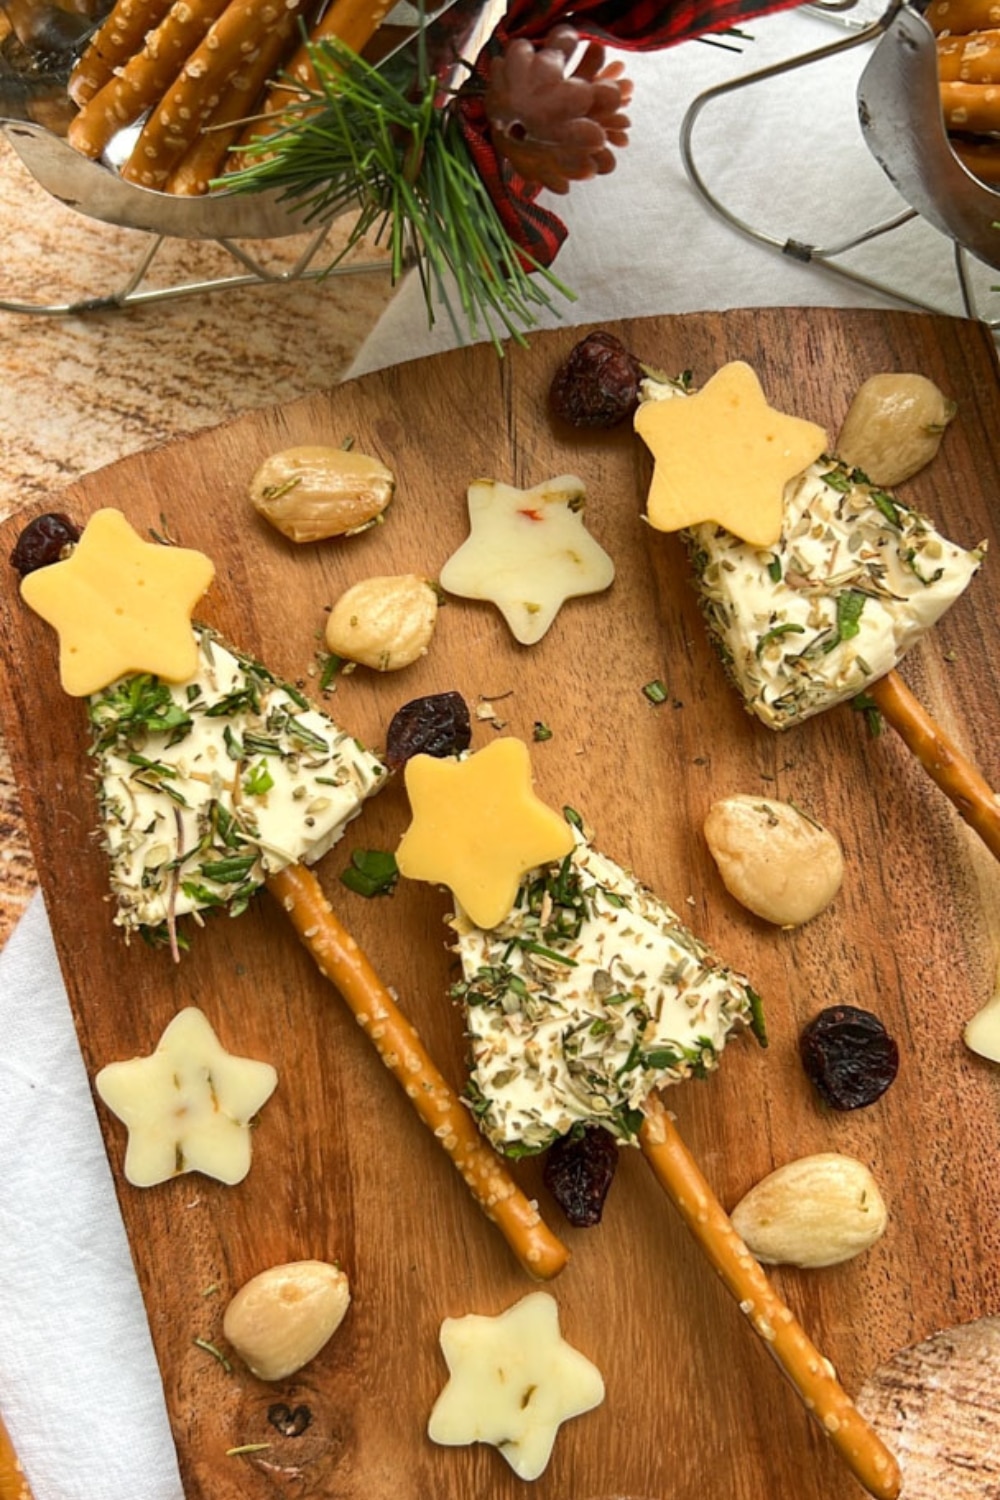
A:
[0,1408,33,1500]
[120,0,311,188]
[639,1094,901,1500]
[247,0,394,130]
[68,0,174,105]
[948,133,1000,180]
[165,12,299,193]
[937,27,1000,79]
[67,0,233,160]
[267,862,571,1282]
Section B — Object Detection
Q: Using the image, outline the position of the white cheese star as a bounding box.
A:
[95,1007,278,1187]
[427,1291,605,1480]
[439,475,614,644]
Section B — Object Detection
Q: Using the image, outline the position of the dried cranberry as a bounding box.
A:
[799,1005,899,1110]
[543,1123,619,1227]
[10,512,81,577]
[549,331,643,428]
[384,691,471,771]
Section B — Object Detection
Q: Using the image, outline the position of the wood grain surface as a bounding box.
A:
[2,308,1000,1500]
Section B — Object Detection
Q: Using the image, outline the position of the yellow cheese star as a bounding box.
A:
[395,738,574,929]
[438,475,614,644]
[634,361,828,548]
[427,1292,605,1481]
[20,507,215,696]
[95,1007,277,1187]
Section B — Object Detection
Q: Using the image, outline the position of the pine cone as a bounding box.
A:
[484,25,633,195]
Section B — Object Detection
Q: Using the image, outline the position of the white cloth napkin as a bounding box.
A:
[1,9,995,1496]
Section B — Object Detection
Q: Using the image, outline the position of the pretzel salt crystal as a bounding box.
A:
[267,863,570,1282]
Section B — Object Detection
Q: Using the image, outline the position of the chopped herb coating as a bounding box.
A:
[88,625,384,937]
[686,458,984,728]
[452,829,759,1154]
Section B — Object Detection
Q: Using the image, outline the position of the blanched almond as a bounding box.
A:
[703,794,843,928]
[325,573,438,671]
[835,373,956,486]
[250,445,394,543]
[223,1259,351,1381]
[730,1153,888,1269]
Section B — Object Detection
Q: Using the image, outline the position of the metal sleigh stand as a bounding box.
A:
[0,0,493,317]
[680,0,1000,329]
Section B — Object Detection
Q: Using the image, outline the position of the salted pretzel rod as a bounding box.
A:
[249,0,394,128]
[936,28,1000,80]
[639,1093,901,1500]
[0,1408,33,1500]
[68,0,174,106]
[267,863,571,1282]
[869,669,1000,859]
[939,79,1000,133]
[120,0,311,188]
[925,0,1000,28]
[165,14,299,193]
[67,0,232,160]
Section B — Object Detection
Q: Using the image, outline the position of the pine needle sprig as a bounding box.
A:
[220,37,576,349]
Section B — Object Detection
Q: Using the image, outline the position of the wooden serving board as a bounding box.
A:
[3,308,1000,1500]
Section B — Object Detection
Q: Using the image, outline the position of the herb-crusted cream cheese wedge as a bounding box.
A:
[451,826,763,1155]
[88,624,384,939]
[689,459,984,728]
[638,374,984,729]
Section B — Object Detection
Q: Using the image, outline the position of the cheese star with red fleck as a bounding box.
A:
[439,475,614,644]
[395,738,574,929]
[634,361,828,548]
[20,507,214,696]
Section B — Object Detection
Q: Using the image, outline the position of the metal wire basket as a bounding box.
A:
[679,0,1000,326]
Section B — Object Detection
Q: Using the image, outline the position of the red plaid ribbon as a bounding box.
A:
[453,0,806,265]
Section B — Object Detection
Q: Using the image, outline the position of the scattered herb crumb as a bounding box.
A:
[851,691,883,738]
[319,653,344,692]
[193,1337,232,1372]
[642,679,669,705]
[533,721,553,742]
[340,849,399,897]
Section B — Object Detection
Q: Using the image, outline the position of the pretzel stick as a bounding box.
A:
[68,0,174,106]
[948,134,1000,183]
[937,28,1000,81]
[121,0,310,188]
[926,0,1000,31]
[67,0,232,160]
[0,1409,33,1500]
[250,0,394,127]
[868,669,1000,859]
[165,14,298,192]
[939,78,1000,130]
[266,863,570,1281]
[638,1094,901,1500]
